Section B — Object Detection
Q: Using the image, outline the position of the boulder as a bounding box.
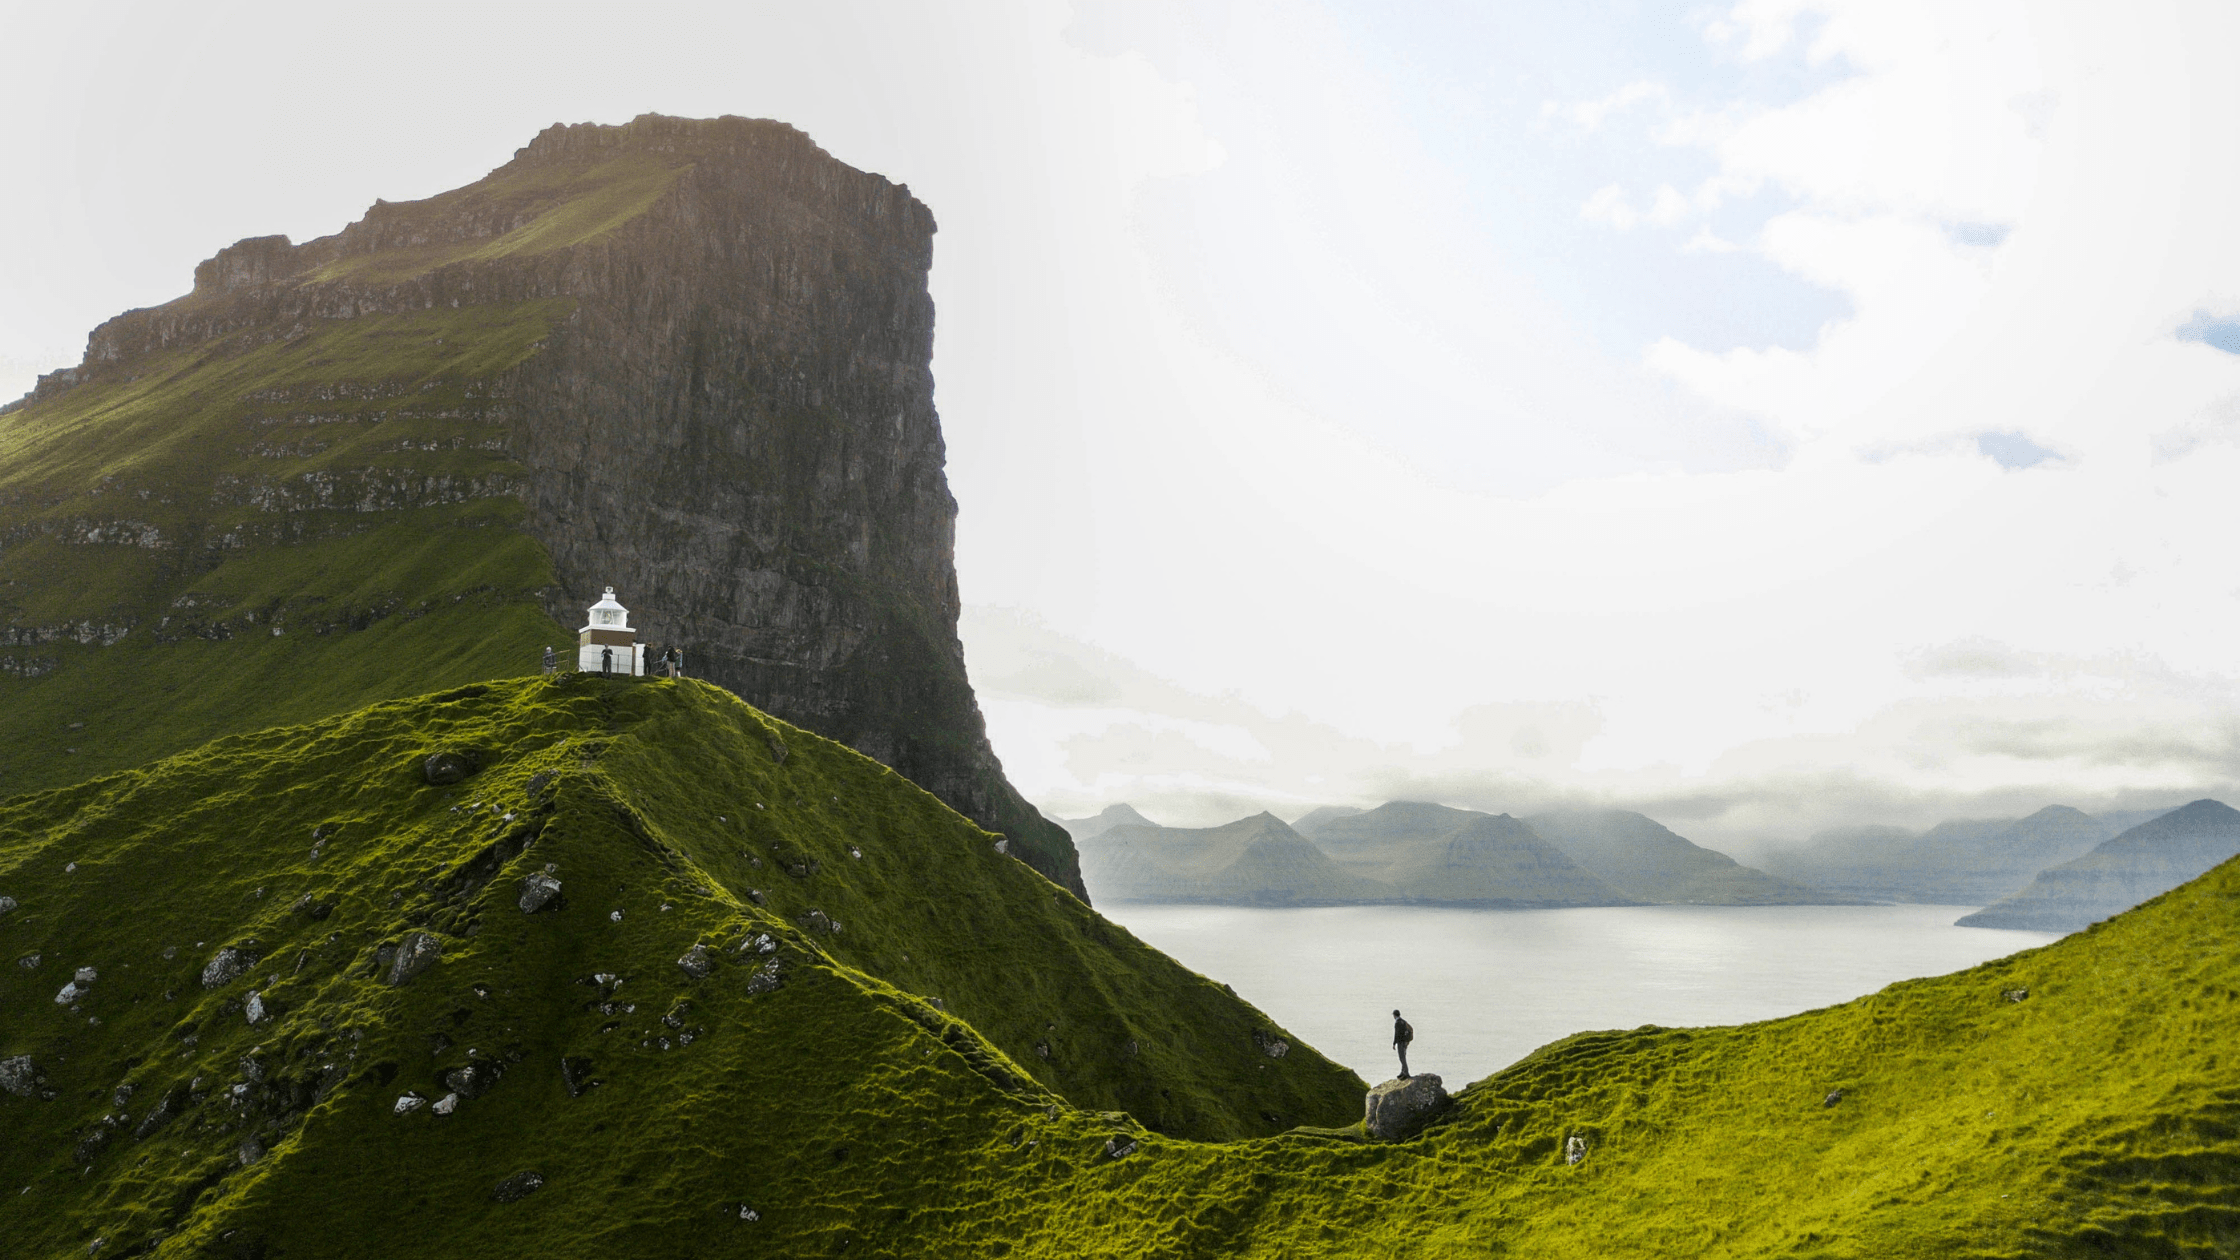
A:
[74,966,97,985]
[393,1092,427,1116]
[560,1056,599,1098]
[493,1171,546,1203]
[0,1055,42,1098]
[1565,1135,1588,1165]
[519,872,563,913]
[386,932,442,986]
[422,751,478,785]
[1364,1074,1448,1141]
[445,1062,501,1099]
[201,945,257,989]
[432,1093,459,1116]
[677,944,716,980]
[0,895,16,915]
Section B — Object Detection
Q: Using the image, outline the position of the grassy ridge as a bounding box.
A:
[0,677,1362,1258]
[1,678,2233,1257]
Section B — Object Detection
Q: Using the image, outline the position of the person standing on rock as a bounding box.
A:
[600,646,614,677]
[1393,1009,1414,1080]
[542,645,557,676]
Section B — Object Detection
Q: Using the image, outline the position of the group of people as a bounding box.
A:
[540,644,686,678]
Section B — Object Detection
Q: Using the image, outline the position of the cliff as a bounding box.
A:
[1763,805,2129,905]
[1958,798,2240,932]
[0,114,1081,896]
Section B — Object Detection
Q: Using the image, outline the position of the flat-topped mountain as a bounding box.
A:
[1959,798,2240,931]
[1524,809,1852,905]
[1077,813,1390,905]
[1764,805,2138,904]
[0,114,1080,897]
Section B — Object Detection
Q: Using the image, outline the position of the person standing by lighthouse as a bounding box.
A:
[577,587,642,675]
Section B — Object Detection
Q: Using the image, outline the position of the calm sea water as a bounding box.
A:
[1101,902,2059,1088]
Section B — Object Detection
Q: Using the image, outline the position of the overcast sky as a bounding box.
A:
[5,1,2238,852]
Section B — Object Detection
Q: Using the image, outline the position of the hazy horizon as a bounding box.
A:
[6,2,2238,848]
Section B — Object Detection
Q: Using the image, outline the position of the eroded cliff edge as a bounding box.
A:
[5,114,1082,896]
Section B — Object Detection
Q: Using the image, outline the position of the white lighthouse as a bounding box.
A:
[577,586,642,676]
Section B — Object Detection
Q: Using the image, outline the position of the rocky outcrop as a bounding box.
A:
[15,114,1078,898]
[1958,799,2240,932]
[1364,1074,1447,1141]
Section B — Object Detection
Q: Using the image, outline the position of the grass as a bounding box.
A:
[0,299,575,798]
[1,676,2234,1257]
[0,677,1365,1259]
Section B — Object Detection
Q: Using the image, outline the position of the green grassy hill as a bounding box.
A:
[0,676,1360,1257]
[0,303,574,799]
[3,679,2234,1257]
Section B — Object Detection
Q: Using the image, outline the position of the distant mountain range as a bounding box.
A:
[1957,799,2240,932]
[1066,800,1849,908]
[1759,805,2168,904]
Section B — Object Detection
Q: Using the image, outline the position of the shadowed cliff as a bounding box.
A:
[0,114,1082,897]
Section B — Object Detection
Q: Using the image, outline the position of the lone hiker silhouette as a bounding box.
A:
[1393,1009,1414,1080]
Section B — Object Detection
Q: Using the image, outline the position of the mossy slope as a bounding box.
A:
[0,300,576,797]
[0,676,1360,1258]
[3,679,2235,1257]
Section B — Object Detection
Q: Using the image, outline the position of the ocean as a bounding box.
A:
[1100,901,2060,1088]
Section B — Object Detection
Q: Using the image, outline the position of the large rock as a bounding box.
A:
[386,932,442,986]
[1364,1074,1448,1141]
[518,872,562,914]
[200,945,257,989]
[0,1055,42,1098]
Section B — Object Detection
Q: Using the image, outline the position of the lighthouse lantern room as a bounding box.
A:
[577,586,642,676]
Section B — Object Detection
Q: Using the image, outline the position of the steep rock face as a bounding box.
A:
[5,114,1079,896]
[1958,799,2240,932]
[1766,806,2134,905]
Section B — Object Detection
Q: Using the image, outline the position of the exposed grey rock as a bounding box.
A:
[2004,988,2029,1003]
[245,992,268,1025]
[238,1138,265,1166]
[133,1088,183,1139]
[289,893,335,920]
[1364,1074,1448,1141]
[518,872,563,913]
[422,751,476,785]
[493,1170,545,1203]
[112,1083,134,1108]
[0,895,15,915]
[73,965,97,985]
[1104,1136,1138,1160]
[385,932,441,986]
[54,980,82,1004]
[744,957,785,996]
[201,945,256,989]
[560,1057,599,1098]
[432,1093,459,1116]
[1565,1135,1588,1165]
[16,953,38,969]
[801,909,839,935]
[445,1063,500,1099]
[677,944,716,980]
[0,1055,42,1098]
[1823,1089,1843,1107]
[393,1092,426,1116]
[738,1206,761,1222]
